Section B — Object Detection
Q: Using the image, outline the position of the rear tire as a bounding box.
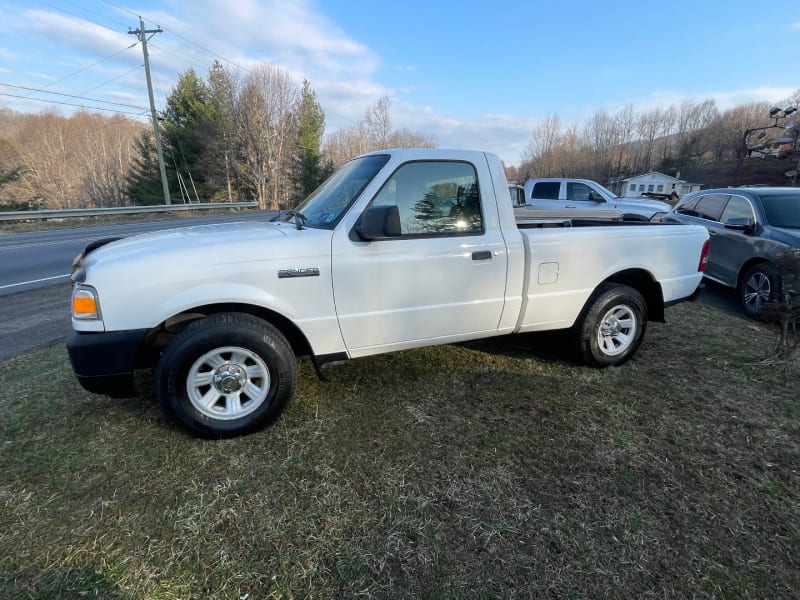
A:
[739,263,780,319]
[155,313,297,438]
[573,283,648,367]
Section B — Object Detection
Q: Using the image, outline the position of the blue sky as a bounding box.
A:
[0,0,798,164]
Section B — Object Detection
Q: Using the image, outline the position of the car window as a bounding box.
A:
[566,182,595,201]
[760,192,800,229]
[694,194,730,222]
[371,161,483,236]
[531,181,560,200]
[720,195,755,223]
[675,196,701,217]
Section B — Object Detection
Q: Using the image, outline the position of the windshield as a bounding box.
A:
[278,154,390,229]
[596,182,619,199]
[760,192,800,229]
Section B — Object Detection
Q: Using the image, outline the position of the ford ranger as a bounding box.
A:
[67,149,709,437]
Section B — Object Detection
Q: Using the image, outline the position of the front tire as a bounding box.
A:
[739,263,780,319]
[573,283,648,367]
[155,313,297,438]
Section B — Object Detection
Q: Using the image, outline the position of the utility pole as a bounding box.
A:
[129,17,170,204]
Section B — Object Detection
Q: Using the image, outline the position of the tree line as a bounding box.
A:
[1,64,798,211]
[510,89,800,185]
[0,60,434,211]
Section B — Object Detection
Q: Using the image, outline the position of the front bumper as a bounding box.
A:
[66,329,149,397]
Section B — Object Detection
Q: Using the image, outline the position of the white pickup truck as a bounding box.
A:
[523,177,671,220]
[67,149,709,438]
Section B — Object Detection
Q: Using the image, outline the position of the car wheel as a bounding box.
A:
[739,263,781,319]
[574,283,648,367]
[155,313,297,438]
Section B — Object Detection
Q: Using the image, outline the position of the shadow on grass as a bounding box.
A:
[459,329,576,364]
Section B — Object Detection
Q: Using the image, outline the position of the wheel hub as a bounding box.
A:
[212,364,247,394]
[601,316,622,336]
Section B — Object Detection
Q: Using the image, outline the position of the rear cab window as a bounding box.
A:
[531,181,560,200]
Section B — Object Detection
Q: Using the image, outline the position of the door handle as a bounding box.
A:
[565,204,576,208]
[472,251,492,261]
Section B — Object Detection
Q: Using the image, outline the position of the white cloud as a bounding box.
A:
[20,9,134,58]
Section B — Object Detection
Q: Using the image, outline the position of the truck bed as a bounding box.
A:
[514,207,624,227]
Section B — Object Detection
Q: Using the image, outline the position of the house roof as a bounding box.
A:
[623,171,685,183]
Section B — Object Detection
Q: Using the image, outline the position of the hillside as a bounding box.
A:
[671,157,797,189]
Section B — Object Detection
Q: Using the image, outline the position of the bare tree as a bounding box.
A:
[323,97,436,168]
[236,64,300,210]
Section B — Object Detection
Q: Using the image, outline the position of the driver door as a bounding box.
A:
[331,158,509,356]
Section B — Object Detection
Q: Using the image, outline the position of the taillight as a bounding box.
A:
[698,239,710,272]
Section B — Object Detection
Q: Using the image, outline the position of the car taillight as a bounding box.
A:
[698,239,710,272]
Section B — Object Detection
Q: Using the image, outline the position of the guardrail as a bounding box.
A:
[0,202,259,222]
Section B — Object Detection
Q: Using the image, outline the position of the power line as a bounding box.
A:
[0,83,148,111]
[101,0,251,75]
[47,2,127,32]
[56,0,129,28]
[100,0,143,21]
[77,64,144,97]
[0,93,148,116]
[0,43,139,111]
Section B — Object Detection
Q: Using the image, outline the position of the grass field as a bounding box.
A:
[1,302,798,599]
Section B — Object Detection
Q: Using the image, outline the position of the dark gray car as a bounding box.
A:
[660,187,800,318]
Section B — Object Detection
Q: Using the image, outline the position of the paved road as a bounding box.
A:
[0,211,277,296]
[0,283,72,363]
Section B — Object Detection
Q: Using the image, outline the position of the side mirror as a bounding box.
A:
[587,191,601,202]
[724,217,755,233]
[355,205,402,240]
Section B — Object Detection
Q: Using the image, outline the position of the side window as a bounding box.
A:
[566,182,593,201]
[531,181,560,200]
[694,194,730,222]
[676,196,702,217]
[720,195,755,223]
[371,161,482,236]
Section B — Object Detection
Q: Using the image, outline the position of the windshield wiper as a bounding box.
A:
[272,209,308,230]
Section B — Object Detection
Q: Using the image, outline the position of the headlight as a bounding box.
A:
[72,285,102,320]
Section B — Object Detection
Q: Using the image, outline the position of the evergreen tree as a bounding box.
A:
[294,80,331,203]
[162,68,216,203]
[124,130,172,205]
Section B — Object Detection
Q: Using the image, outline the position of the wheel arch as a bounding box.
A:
[142,302,313,365]
[736,257,772,290]
[601,268,664,322]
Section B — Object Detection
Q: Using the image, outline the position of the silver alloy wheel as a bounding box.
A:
[596,304,637,356]
[186,346,271,420]
[743,271,771,314]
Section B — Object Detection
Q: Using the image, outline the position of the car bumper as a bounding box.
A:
[66,329,149,397]
[664,283,704,308]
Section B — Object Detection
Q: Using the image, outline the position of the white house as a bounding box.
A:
[616,171,703,199]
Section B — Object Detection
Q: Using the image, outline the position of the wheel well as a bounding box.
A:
[736,258,771,290]
[145,303,312,360]
[603,269,664,322]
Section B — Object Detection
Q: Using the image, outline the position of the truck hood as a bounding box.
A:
[612,197,672,212]
[80,220,332,276]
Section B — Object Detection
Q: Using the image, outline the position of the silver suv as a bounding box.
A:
[660,187,800,317]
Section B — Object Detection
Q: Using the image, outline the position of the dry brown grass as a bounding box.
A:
[1,302,798,598]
